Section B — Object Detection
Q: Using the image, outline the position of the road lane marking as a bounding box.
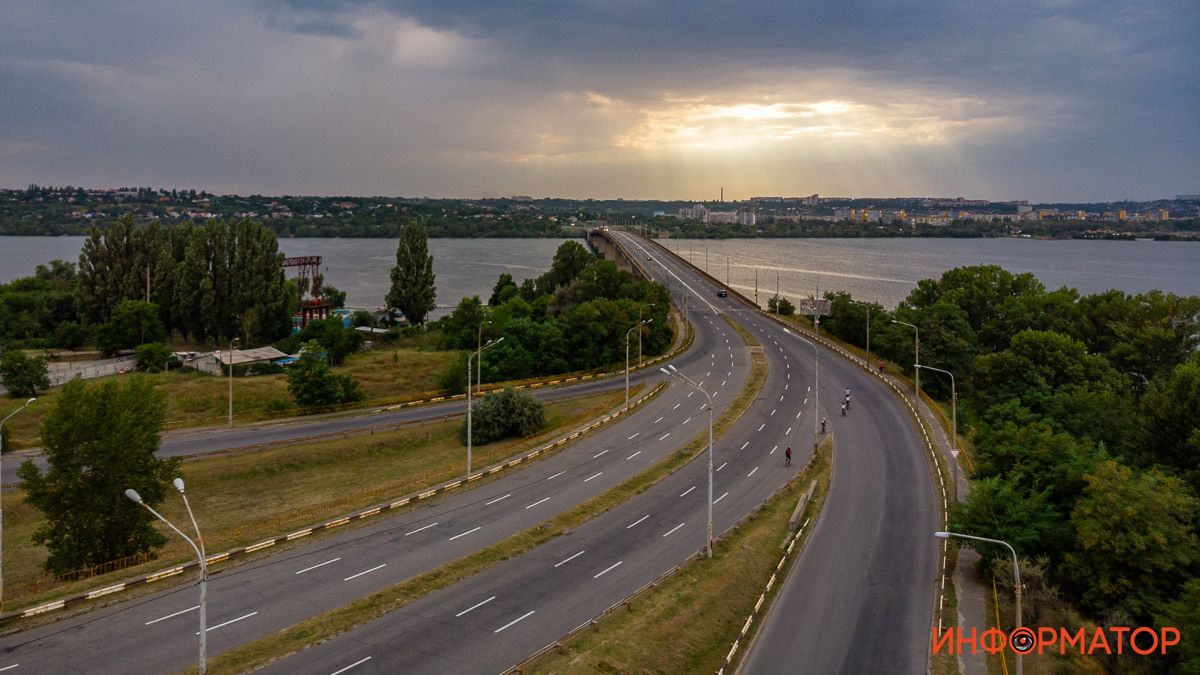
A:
[146,605,199,625]
[717,461,728,472]
[627,432,640,440]
[593,449,610,458]
[584,472,603,482]
[627,450,642,460]
[771,445,779,454]
[659,432,671,441]
[680,486,696,497]
[554,550,586,567]
[405,522,438,536]
[654,416,664,424]
[803,397,807,404]
[784,384,789,390]
[796,411,802,419]
[741,441,750,449]
[714,491,729,504]
[455,595,496,617]
[526,497,551,509]
[683,416,692,424]
[546,470,566,480]
[779,395,784,402]
[748,466,759,477]
[626,515,650,529]
[0,666,17,673]
[688,391,694,398]
[673,403,681,410]
[770,409,776,416]
[329,656,372,675]
[494,610,536,633]
[594,561,623,579]
[199,611,258,633]
[786,427,792,435]
[295,558,341,575]
[449,527,481,541]
[662,523,685,537]
[485,494,511,506]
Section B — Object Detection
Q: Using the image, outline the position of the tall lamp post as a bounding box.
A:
[126,482,208,674]
[916,364,958,502]
[782,329,820,453]
[936,531,1022,675]
[625,319,652,408]
[466,337,504,477]
[476,318,492,394]
[891,319,919,399]
[226,337,239,428]
[1,397,35,611]
[660,365,714,558]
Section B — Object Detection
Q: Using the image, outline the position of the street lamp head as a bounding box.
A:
[644,318,653,325]
[667,364,679,373]
[659,367,671,376]
[124,488,143,504]
[173,477,186,493]
[25,397,36,407]
[783,328,792,335]
[934,531,950,539]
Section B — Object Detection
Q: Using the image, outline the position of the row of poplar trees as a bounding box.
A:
[77,214,293,344]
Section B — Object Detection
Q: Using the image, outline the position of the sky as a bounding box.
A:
[1,1,1197,202]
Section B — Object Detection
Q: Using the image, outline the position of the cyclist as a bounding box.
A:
[785,446,792,466]
[820,418,827,434]
[841,401,847,416]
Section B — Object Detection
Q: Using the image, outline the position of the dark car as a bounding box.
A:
[717,290,728,297]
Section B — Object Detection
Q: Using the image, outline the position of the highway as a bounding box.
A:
[0,237,752,673]
[0,232,937,674]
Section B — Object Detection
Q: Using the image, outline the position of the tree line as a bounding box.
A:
[818,265,1200,670]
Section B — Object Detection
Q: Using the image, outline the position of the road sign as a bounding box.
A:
[950,449,960,458]
[797,298,831,317]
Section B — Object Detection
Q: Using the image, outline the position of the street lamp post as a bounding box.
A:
[0,397,35,611]
[227,337,239,428]
[476,318,492,394]
[891,319,919,399]
[936,531,1022,675]
[916,364,958,502]
[126,484,208,674]
[625,319,652,408]
[660,365,713,558]
[783,329,820,453]
[466,337,504,477]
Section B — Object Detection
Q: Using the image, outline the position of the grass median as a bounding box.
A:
[200,316,768,674]
[1,386,635,615]
[526,435,833,674]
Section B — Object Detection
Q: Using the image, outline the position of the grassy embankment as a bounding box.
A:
[1,386,634,616]
[199,314,766,674]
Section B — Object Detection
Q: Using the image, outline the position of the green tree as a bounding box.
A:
[134,343,177,373]
[767,294,795,315]
[94,300,166,356]
[323,284,347,309]
[1065,460,1199,620]
[1158,579,1200,674]
[489,273,517,306]
[280,317,362,366]
[536,240,594,295]
[460,387,545,445]
[0,350,50,397]
[1136,354,1200,489]
[16,378,178,575]
[286,342,364,407]
[386,221,437,325]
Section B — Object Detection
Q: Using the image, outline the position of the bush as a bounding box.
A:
[54,321,89,350]
[438,353,469,394]
[459,387,545,446]
[95,300,167,357]
[767,294,796,315]
[276,317,362,366]
[286,342,365,408]
[135,343,177,373]
[1,350,50,397]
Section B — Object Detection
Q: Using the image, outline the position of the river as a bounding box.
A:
[1,236,1196,314]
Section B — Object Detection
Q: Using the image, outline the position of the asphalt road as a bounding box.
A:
[0,239,754,673]
[2,359,662,486]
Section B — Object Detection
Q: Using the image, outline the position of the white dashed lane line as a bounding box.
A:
[593,449,610,458]
[449,527,481,541]
[494,610,536,633]
[329,656,372,675]
[662,523,685,538]
[546,471,566,480]
[740,440,750,449]
[584,472,603,482]
[594,561,623,579]
[626,515,650,529]
[659,432,671,441]
[680,486,696,497]
[526,497,551,509]
[627,450,642,460]
[485,493,512,506]
[199,611,257,634]
[786,427,793,435]
[757,423,765,431]
[295,558,341,575]
[771,445,779,455]
[748,466,759,477]
[714,491,729,504]
[554,550,586,567]
[717,461,728,472]
[455,596,496,617]
[146,605,199,625]
[405,522,438,536]
[627,432,640,440]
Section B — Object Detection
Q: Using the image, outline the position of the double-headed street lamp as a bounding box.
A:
[891,319,919,399]
[916,364,958,502]
[466,337,504,477]
[476,318,492,395]
[625,319,653,408]
[126,479,208,673]
[660,365,714,559]
[782,329,820,453]
[936,531,1023,675]
[1,397,35,610]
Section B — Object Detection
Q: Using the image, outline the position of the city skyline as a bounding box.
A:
[2,1,1197,202]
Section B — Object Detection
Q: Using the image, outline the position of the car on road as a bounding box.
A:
[717,290,728,297]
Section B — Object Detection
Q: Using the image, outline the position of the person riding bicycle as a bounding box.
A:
[841,401,847,416]
[820,417,827,434]
[785,446,792,466]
